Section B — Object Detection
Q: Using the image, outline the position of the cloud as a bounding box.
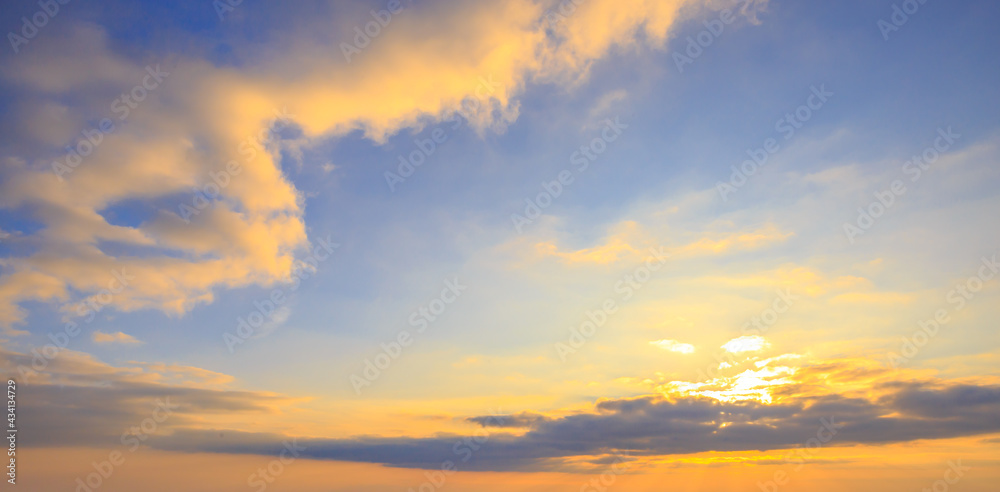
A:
[0,346,301,448]
[530,222,793,265]
[0,26,309,333]
[535,225,647,264]
[650,339,696,354]
[467,411,550,429]
[143,375,1000,472]
[0,0,767,333]
[9,345,1000,472]
[721,335,769,353]
[671,225,795,257]
[91,330,143,345]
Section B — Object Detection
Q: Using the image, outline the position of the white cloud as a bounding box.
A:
[721,335,769,354]
[649,339,695,354]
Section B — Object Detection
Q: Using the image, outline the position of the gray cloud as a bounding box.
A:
[137,382,1000,472]
[8,347,1000,472]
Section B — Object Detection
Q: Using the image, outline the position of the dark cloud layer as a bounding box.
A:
[144,382,1000,472]
[7,347,1000,472]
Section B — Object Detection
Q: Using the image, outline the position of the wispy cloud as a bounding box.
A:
[92,330,143,345]
[649,339,696,354]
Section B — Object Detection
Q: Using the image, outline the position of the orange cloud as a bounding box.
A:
[91,331,142,345]
[0,1,766,332]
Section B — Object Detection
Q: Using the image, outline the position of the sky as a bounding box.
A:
[1,0,999,490]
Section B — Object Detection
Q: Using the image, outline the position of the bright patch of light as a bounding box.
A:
[721,335,769,354]
[754,353,803,368]
[649,339,695,354]
[657,365,799,404]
